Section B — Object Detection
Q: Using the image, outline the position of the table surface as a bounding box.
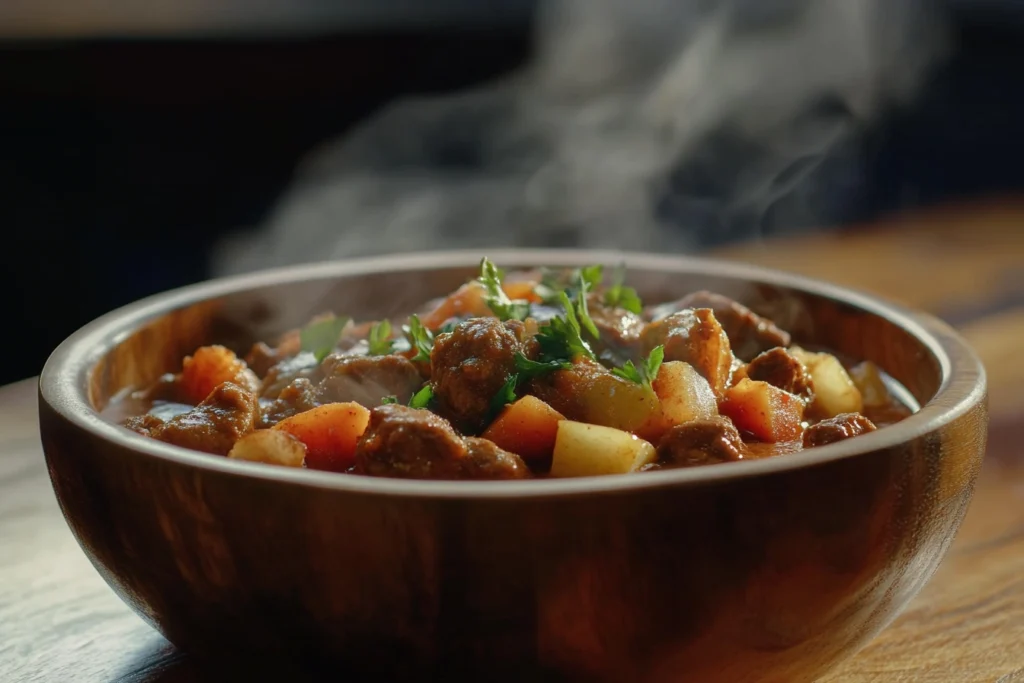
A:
[2,200,1023,682]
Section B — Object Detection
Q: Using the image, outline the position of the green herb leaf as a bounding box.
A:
[514,352,572,378]
[611,345,664,390]
[367,320,395,356]
[478,257,531,321]
[409,384,434,409]
[579,264,604,290]
[644,345,665,384]
[403,315,434,363]
[381,395,399,405]
[575,273,601,339]
[611,360,643,385]
[603,263,643,314]
[535,291,595,363]
[299,315,350,362]
[534,265,604,304]
[489,375,519,418]
[437,319,460,334]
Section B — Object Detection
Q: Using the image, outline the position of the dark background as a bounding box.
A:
[1,1,1023,385]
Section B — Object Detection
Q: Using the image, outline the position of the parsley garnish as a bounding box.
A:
[603,264,643,314]
[612,345,665,390]
[409,384,434,409]
[403,315,434,363]
[478,257,531,321]
[574,272,601,340]
[381,395,398,405]
[299,315,350,362]
[368,320,395,356]
[534,265,604,304]
[489,375,520,418]
[535,292,596,363]
[514,352,572,377]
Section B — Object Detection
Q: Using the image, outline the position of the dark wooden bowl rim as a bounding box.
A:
[38,249,987,499]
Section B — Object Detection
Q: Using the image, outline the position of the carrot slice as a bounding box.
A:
[180,345,249,404]
[272,402,371,472]
[482,395,565,461]
[720,379,804,443]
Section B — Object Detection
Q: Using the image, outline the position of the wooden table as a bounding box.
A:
[2,200,1023,682]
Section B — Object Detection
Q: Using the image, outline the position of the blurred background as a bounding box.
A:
[2,0,1024,385]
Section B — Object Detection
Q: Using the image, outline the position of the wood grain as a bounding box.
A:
[2,199,1023,682]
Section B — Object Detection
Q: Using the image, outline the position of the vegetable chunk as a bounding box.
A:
[790,347,863,418]
[720,378,804,442]
[482,395,565,461]
[272,402,371,471]
[551,421,657,477]
[180,345,257,404]
[228,430,307,468]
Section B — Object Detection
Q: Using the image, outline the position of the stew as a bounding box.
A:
[111,260,913,479]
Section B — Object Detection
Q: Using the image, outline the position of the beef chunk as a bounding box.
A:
[317,354,423,406]
[657,417,746,467]
[259,377,319,427]
[261,352,322,399]
[430,318,528,433]
[587,295,646,365]
[244,342,280,378]
[462,437,531,480]
[651,291,791,361]
[146,382,259,455]
[641,308,734,395]
[356,404,469,479]
[745,347,814,402]
[355,405,531,480]
[124,413,165,437]
[803,413,877,448]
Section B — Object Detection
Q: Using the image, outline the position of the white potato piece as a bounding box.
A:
[228,429,306,467]
[849,361,892,408]
[654,361,719,426]
[550,421,657,477]
[790,347,863,418]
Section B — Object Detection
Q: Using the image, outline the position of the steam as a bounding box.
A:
[212,0,944,276]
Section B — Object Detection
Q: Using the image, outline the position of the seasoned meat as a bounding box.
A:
[317,354,423,406]
[641,309,734,395]
[260,352,322,399]
[260,377,319,427]
[355,405,530,480]
[803,413,877,448]
[587,296,646,365]
[462,438,532,480]
[354,404,469,479]
[745,347,814,403]
[356,404,467,479]
[124,413,164,437]
[651,291,791,361]
[430,318,528,433]
[146,382,259,455]
[657,417,746,467]
[244,342,280,378]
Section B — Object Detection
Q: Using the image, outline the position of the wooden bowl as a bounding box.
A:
[38,250,988,683]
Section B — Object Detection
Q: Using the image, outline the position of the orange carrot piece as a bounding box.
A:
[501,280,542,303]
[421,282,489,329]
[720,379,804,443]
[272,402,371,472]
[180,345,249,404]
[482,395,565,460]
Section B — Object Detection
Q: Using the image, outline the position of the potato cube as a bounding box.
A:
[550,421,657,477]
